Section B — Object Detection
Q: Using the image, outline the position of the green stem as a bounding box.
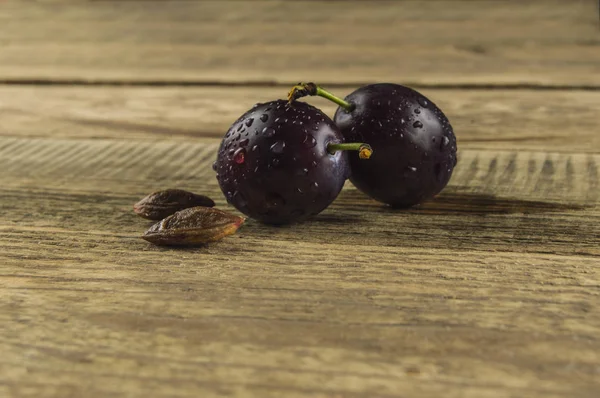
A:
[327,143,373,159]
[315,86,354,112]
[288,82,355,112]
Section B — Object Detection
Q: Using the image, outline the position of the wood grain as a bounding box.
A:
[1,0,598,86]
[2,1,600,396]
[1,86,599,154]
[0,137,599,397]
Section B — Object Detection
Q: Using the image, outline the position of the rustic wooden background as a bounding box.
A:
[1,1,599,397]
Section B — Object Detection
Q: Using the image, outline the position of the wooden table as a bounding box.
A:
[1,1,599,397]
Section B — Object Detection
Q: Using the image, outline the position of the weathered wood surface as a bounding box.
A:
[0,137,599,397]
[1,0,599,86]
[2,0,600,396]
[1,86,600,154]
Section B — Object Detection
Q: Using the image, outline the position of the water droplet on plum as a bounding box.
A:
[441,136,450,148]
[263,127,276,137]
[260,114,268,122]
[303,134,317,148]
[270,140,286,154]
[413,121,423,129]
[233,148,246,164]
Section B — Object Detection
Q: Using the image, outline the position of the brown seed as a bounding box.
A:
[142,207,245,246]
[133,189,215,220]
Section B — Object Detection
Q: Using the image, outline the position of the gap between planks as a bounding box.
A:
[2,80,600,91]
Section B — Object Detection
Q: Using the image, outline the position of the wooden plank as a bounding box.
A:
[1,86,599,153]
[1,0,598,86]
[0,137,599,397]
[1,245,599,398]
[0,137,598,254]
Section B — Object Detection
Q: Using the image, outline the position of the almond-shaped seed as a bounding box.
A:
[142,206,245,246]
[133,189,215,220]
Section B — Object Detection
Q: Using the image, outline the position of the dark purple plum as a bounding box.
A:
[289,83,457,207]
[214,99,369,225]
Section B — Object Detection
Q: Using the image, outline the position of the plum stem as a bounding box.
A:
[288,82,355,112]
[327,143,373,159]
